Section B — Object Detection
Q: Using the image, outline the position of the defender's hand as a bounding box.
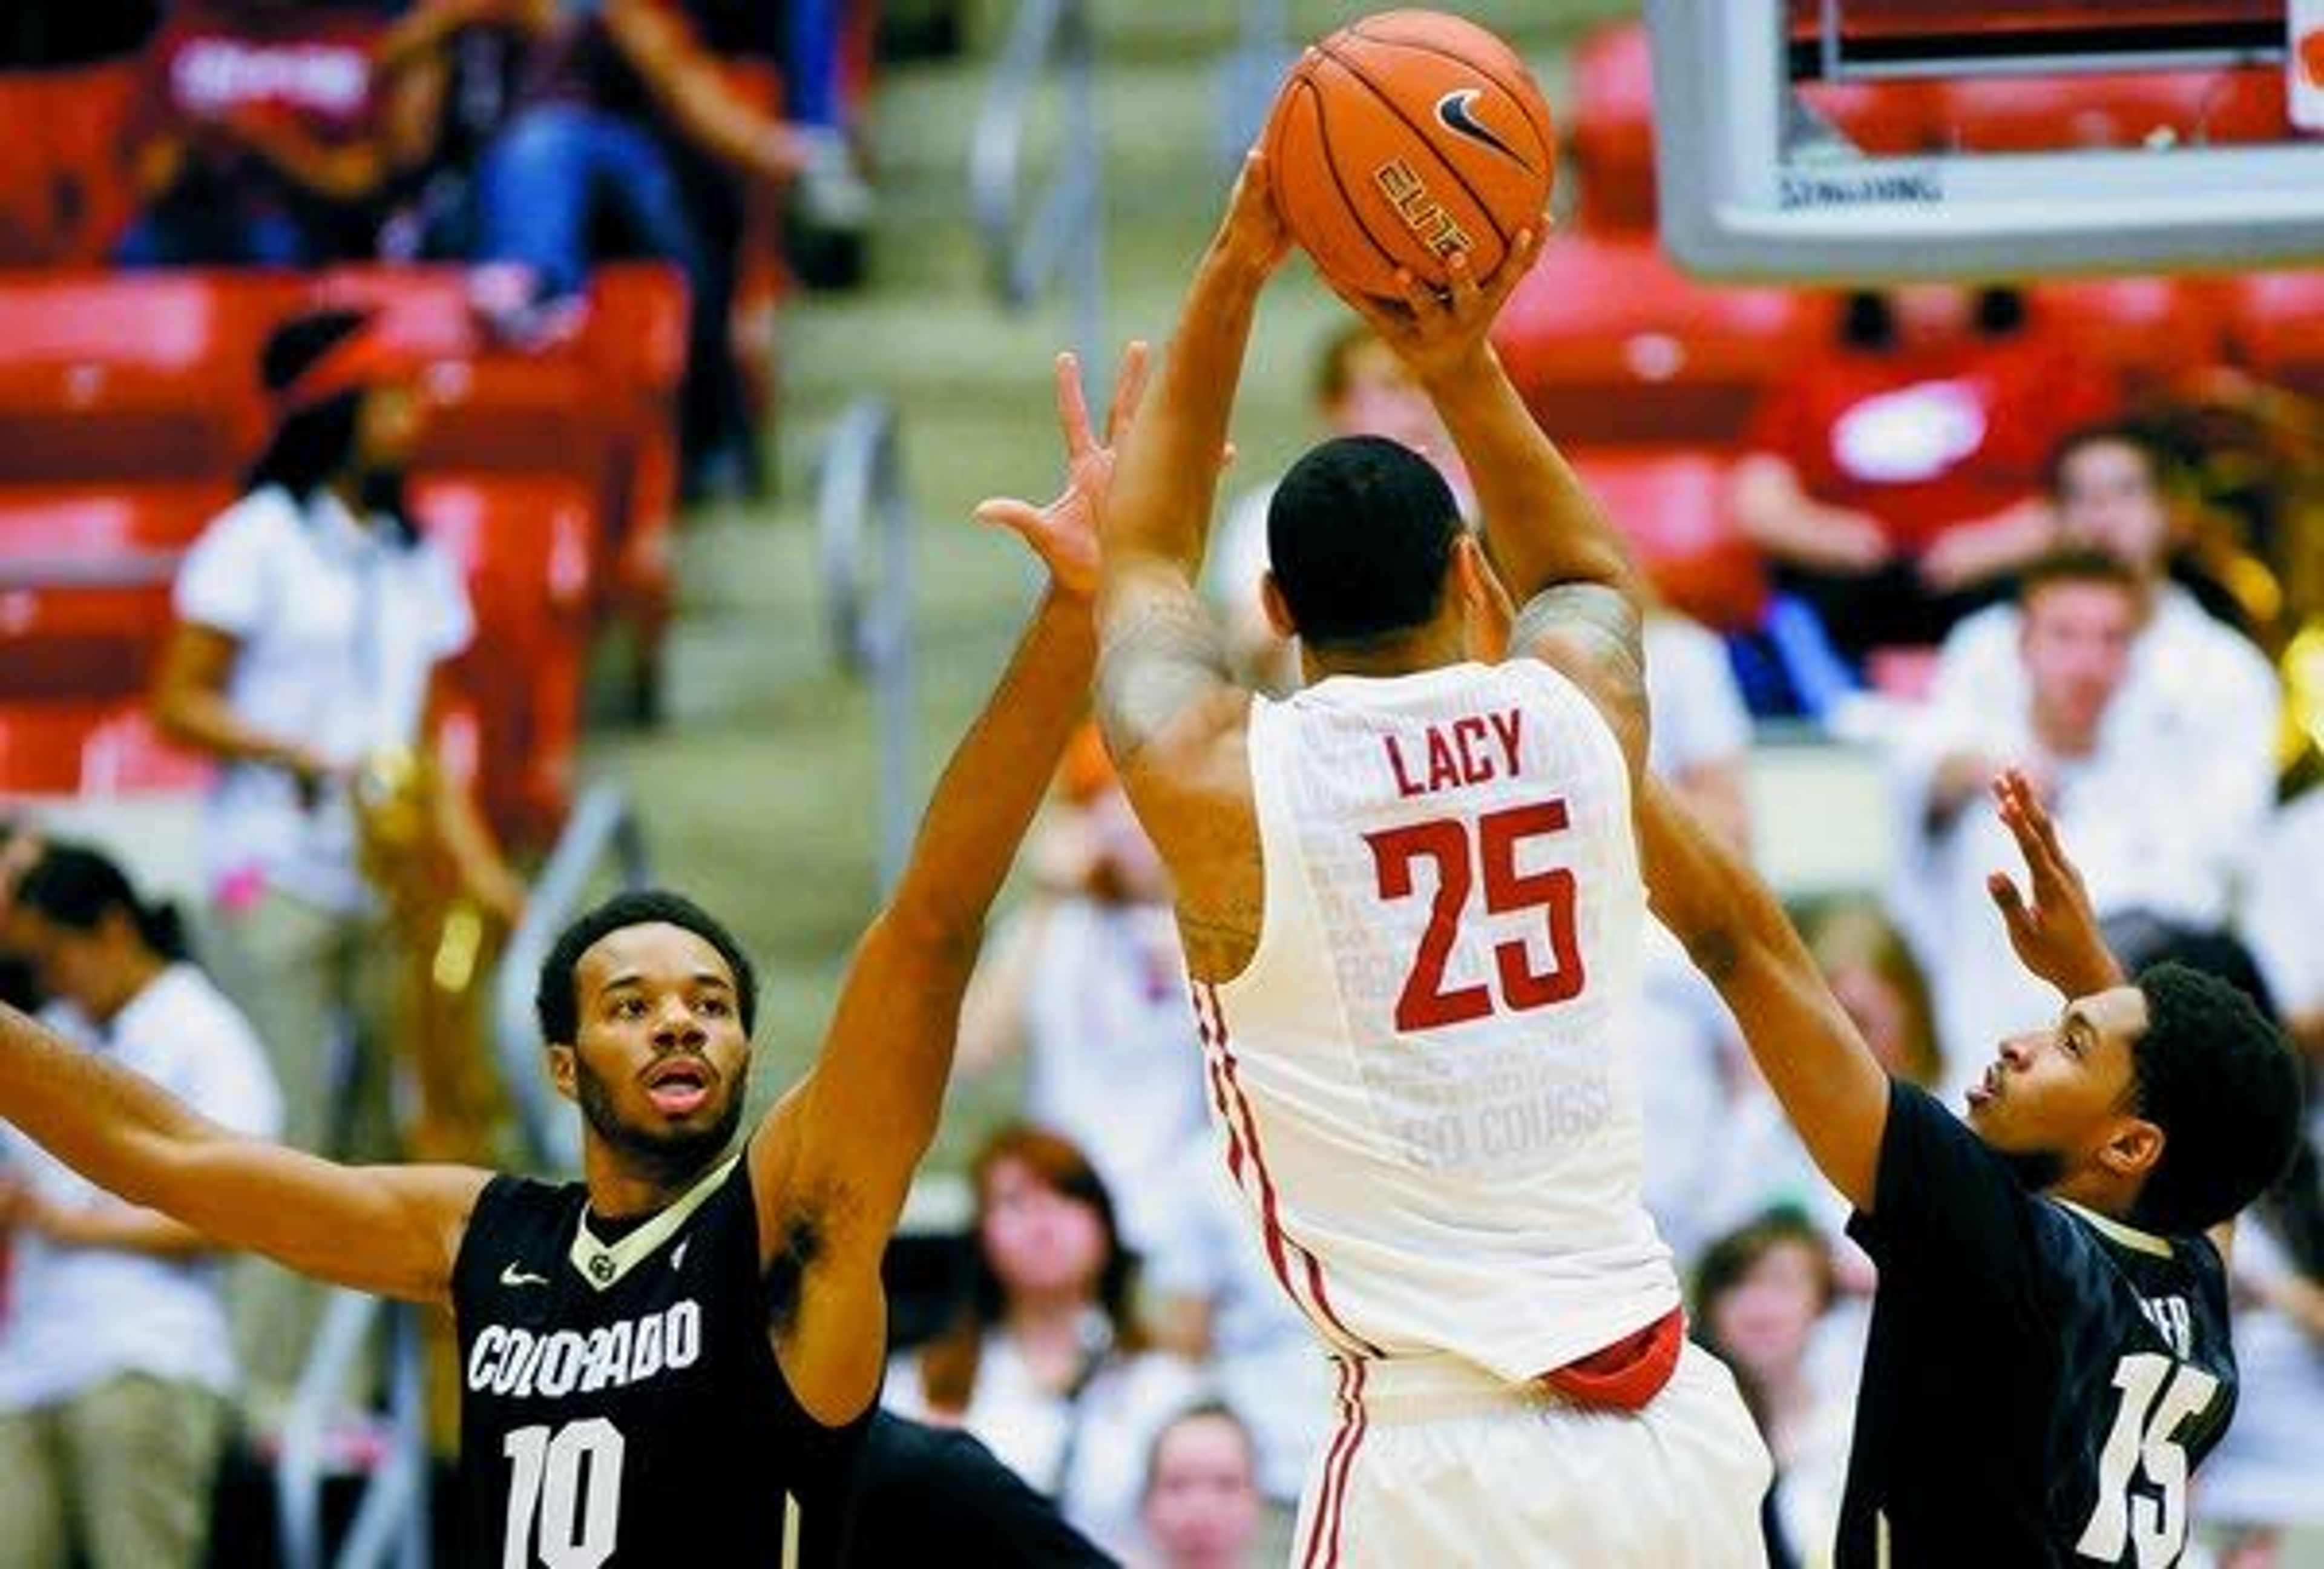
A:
[974,341,1152,598]
[1986,768,2123,999]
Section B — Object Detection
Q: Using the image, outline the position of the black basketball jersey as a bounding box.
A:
[450,1155,872,1567]
[1837,1082,2236,1568]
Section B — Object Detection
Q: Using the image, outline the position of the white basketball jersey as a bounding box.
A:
[1203,659,1678,1380]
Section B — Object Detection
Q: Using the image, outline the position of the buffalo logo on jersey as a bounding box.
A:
[467,1300,703,1399]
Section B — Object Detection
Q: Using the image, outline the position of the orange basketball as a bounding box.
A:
[1264,10,1556,301]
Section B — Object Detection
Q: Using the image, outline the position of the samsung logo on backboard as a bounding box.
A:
[1779,168,1945,210]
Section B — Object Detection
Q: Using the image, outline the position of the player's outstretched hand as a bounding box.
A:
[1213,148,1291,281]
[1329,220,1546,386]
[1986,768,2124,999]
[974,340,1152,599]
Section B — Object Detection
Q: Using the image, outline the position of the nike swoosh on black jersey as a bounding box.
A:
[1435,87,1530,168]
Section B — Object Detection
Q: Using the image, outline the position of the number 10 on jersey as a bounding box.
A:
[1366,801,1586,1033]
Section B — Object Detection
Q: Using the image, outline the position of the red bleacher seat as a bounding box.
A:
[2021,275,2227,396]
[1494,237,1833,449]
[1566,22,1659,233]
[1939,66,2290,151]
[1568,449,1767,633]
[0,700,210,797]
[0,59,140,266]
[0,271,295,481]
[0,484,226,704]
[411,475,597,850]
[2217,270,2324,400]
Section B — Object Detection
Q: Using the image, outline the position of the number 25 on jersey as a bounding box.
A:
[1366,800,1586,1033]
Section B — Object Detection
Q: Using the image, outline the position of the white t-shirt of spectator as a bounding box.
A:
[1643,615,1752,785]
[1635,919,1745,1271]
[884,1329,1203,1562]
[1139,1142,1332,1503]
[2242,788,2324,1023]
[174,484,474,914]
[1914,584,2279,909]
[0,964,284,1410]
[1018,896,1210,1255]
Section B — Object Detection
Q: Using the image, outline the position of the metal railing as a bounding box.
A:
[493,780,652,1174]
[274,1292,426,1569]
[816,394,917,893]
[969,0,1105,371]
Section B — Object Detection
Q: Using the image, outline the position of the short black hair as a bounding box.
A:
[15,842,188,961]
[1267,435,1462,649]
[534,889,758,1047]
[2125,960,2302,1234]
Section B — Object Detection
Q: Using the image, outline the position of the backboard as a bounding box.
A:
[1644,0,2324,280]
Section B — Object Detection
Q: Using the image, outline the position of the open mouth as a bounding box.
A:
[645,1058,714,1117]
[1965,1062,2002,1111]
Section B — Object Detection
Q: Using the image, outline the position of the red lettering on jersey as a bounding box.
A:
[1490,708,1523,775]
[1426,725,1464,791]
[1384,733,1426,798]
[1390,709,1526,798]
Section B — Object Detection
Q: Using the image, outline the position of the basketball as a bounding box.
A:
[1262,10,1557,301]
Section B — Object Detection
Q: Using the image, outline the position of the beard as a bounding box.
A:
[575,1055,749,1188]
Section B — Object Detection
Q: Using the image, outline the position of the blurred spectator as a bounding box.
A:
[389,0,831,496]
[1645,612,1755,855]
[1140,1145,1328,1507]
[148,306,522,1412]
[1680,900,1938,1289]
[1,5,159,67]
[0,819,47,1013]
[1891,551,2263,1102]
[885,1125,1203,1561]
[954,723,1208,1258]
[2243,786,2324,1061]
[1922,422,2281,831]
[1206,321,1472,689]
[1138,1400,1267,1569]
[1692,1209,1858,1569]
[0,843,281,1569]
[113,0,442,266]
[1732,285,2118,680]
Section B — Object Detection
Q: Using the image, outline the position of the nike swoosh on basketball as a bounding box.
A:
[1435,87,1528,166]
[501,1263,551,1287]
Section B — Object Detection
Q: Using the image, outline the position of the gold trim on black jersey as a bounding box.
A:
[569,1154,740,1291]
[2054,1199,2174,1259]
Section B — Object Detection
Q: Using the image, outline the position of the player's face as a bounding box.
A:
[560,923,752,1168]
[2056,440,2170,572]
[1143,1414,1262,1568]
[977,1157,1109,1302]
[1965,988,2150,1176]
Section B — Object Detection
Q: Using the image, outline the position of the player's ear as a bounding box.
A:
[1260,570,1298,640]
[1454,534,1513,662]
[545,1042,579,1104]
[2096,1114,2162,1184]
